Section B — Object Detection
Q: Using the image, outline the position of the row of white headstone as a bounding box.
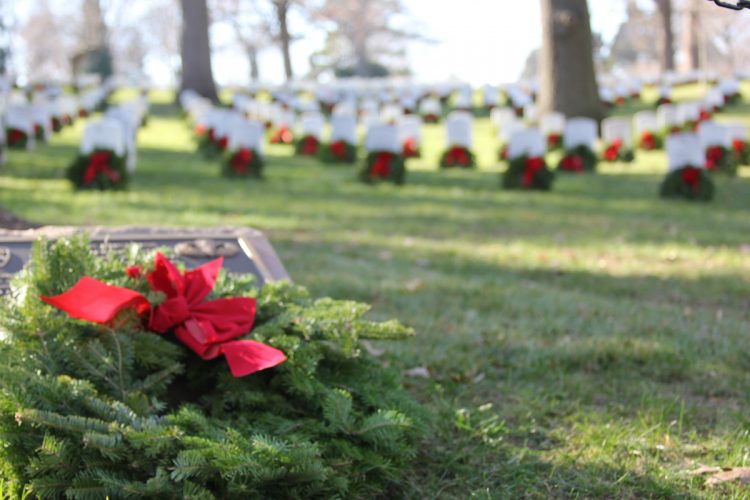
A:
[0,85,111,150]
[80,94,149,172]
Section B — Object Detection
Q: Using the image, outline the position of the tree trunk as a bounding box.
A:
[179,0,218,101]
[655,0,674,71]
[684,9,700,71]
[275,1,293,81]
[354,41,369,77]
[248,46,259,82]
[538,0,603,120]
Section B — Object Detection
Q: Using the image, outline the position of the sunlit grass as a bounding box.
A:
[2,85,750,497]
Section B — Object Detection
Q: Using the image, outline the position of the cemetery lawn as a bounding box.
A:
[3,88,750,498]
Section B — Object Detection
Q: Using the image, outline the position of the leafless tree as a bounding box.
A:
[212,0,272,82]
[653,0,675,71]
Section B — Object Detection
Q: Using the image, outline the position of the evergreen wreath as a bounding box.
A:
[558,145,597,173]
[439,146,475,168]
[638,130,662,150]
[402,138,421,159]
[546,133,562,151]
[294,135,319,156]
[602,139,635,163]
[732,139,749,166]
[222,147,264,178]
[660,167,714,201]
[502,155,554,191]
[705,145,738,176]
[51,117,63,133]
[423,113,440,123]
[319,140,357,164]
[66,149,129,190]
[197,129,226,159]
[34,124,45,141]
[0,237,425,498]
[360,151,406,184]
[5,128,29,149]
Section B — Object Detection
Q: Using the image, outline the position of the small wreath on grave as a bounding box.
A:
[423,112,440,123]
[319,140,357,163]
[270,126,294,145]
[439,146,475,168]
[0,237,424,498]
[294,134,319,156]
[5,128,29,149]
[724,93,742,107]
[51,116,63,133]
[732,139,750,166]
[502,155,554,191]
[638,130,662,150]
[402,138,421,158]
[66,148,128,190]
[558,145,597,173]
[360,151,406,184]
[602,139,635,163]
[223,147,264,178]
[660,166,714,201]
[546,133,562,151]
[34,124,45,141]
[705,145,737,176]
[197,128,227,158]
[656,96,672,107]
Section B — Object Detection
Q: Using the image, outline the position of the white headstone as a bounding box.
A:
[228,119,264,152]
[726,123,748,143]
[563,117,598,150]
[633,111,658,135]
[299,112,324,139]
[540,112,565,135]
[445,114,473,148]
[657,104,680,129]
[365,122,400,153]
[506,128,546,159]
[419,97,441,116]
[80,119,126,157]
[602,117,633,148]
[666,133,705,171]
[398,115,423,144]
[698,122,731,149]
[330,115,357,144]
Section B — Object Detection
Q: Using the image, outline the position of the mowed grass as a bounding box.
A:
[3,87,750,498]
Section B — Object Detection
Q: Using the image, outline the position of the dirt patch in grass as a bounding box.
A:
[0,206,38,230]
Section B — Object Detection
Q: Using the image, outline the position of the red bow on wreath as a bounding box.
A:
[681,167,701,192]
[83,151,121,184]
[330,140,347,159]
[604,139,623,162]
[40,253,287,378]
[705,146,724,171]
[522,157,545,187]
[445,146,470,167]
[560,154,584,172]
[640,131,656,150]
[732,139,745,155]
[547,133,561,149]
[217,136,229,151]
[301,136,318,155]
[231,148,253,174]
[371,152,393,177]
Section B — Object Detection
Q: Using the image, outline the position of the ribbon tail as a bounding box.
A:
[40,276,150,324]
[220,339,287,377]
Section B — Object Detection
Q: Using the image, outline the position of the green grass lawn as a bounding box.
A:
[2,88,750,498]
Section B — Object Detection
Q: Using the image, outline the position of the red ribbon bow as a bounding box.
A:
[705,146,724,171]
[83,151,121,185]
[371,152,393,177]
[560,154,584,172]
[732,139,746,155]
[522,157,545,187]
[330,140,347,159]
[681,167,701,192]
[604,139,622,162]
[217,136,228,151]
[301,135,318,155]
[271,126,293,144]
[231,148,253,174]
[40,253,286,378]
[547,133,561,149]
[402,138,419,158]
[445,146,470,167]
[641,131,656,150]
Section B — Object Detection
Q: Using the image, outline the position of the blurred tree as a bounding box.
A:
[610,0,660,73]
[272,0,295,81]
[312,0,417,78]
[653,0,674,71]
[212,0,272,82]
[20,0,75,83]
[538,0,602,120]
[179,0,218,101]
[73,0,113,79]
